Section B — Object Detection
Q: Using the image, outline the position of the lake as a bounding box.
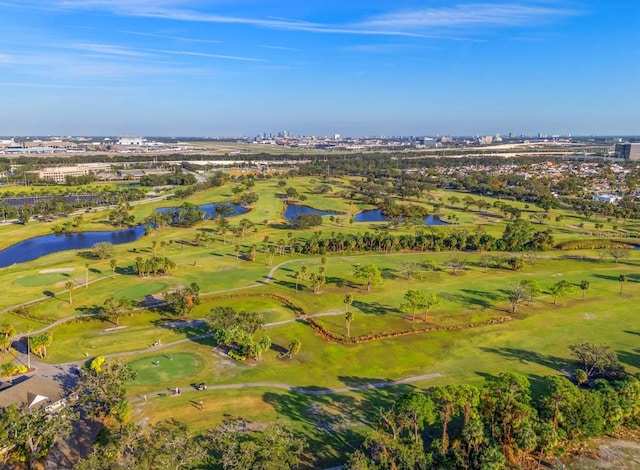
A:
[283,204,341,220]
[0,225,146,268]
[157,201,248,219]
[0,201,250,268]
[284,205,448,226]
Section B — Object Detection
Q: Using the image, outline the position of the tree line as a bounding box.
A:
[346,344,639,469]
[299,219,554,255]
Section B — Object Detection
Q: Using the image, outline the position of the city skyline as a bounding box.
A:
[1,1,639,137]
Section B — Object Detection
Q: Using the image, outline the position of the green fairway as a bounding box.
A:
[1,174,639,468]
[112,281,170,300]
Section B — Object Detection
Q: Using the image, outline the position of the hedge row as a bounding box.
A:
[201,292,512,344]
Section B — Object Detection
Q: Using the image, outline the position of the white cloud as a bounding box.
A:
[48,1,581,38]
[256,45,297,52]
[118,30,223,44]
[145,48,265,62]
[358,3,579,30]
[70,43,152,57]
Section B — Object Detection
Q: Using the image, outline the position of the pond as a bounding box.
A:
[353,209,389,222]
[353,210,448,225]
[424,215,449,226]
[157,201,248,220]
[0,201,250,268]
[282,204,341,220]
[200,202,248,219]
[283,205,448,226]
[0,225,146,268]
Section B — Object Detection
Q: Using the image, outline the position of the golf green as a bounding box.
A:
[129,352,202,386]
[13,272,71,287]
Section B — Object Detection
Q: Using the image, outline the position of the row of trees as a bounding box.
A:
[300,220,554,255]
[76,418,306,470]
[133,255,176,277]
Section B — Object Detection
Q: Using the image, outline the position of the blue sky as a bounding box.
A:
[0,1,638,137]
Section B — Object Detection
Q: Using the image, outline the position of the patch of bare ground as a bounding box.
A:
[565,436,640,469]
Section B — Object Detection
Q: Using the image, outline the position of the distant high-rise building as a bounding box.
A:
[615,143,640,161]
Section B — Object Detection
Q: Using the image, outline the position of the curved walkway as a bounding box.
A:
[5,252,445,402]
[132,372,442,402]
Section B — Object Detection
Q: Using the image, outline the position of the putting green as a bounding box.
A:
[13,273,71,287]
[129,352,202,386]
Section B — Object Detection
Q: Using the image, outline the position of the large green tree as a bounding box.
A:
[353,264,383,292]
[569,342,625,381]
[550,280,572,305]
[0,403,76,468]
[103,296,132,326]
[75,356,137,421]
[208,419,306,470]
[164,282,200,317]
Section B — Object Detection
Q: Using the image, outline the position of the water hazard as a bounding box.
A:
[0,201,250,268]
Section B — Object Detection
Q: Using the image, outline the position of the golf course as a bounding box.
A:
[1,171,638,468]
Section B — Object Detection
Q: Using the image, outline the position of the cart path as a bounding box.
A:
[9,308,347,381]
[133,372,443,401]
[3,249,413,343]
[5,252,441,395]
[1,250,440,318]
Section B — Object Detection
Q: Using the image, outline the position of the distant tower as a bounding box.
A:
[615,143,640,161]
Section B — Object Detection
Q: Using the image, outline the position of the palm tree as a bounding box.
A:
[294,270,302,292]
[345,311,354,338]
[344,293,353,313]
[110,258,117,280]
[0,323,15,353]
[619,274,626,294]
[65,281,75,304]
[580,280,590,301]
[268,246,276,266]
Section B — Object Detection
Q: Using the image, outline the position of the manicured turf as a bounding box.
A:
[112,281,170,300]
[129,352,202,386]
[13,272,73,287]
[1,177,639,468]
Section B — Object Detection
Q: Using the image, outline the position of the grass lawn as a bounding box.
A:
[45,311,209,363]
[1,177,639,468]
[130,352,202,386]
